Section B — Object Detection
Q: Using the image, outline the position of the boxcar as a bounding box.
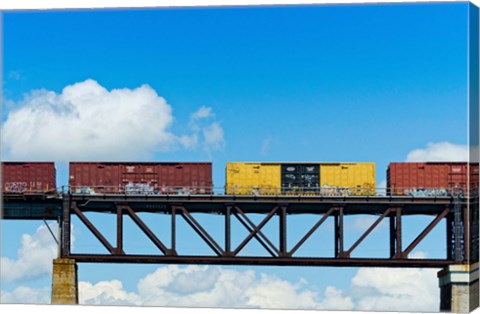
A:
[225,162,376,196]
[387,162,468,196]
[1,162,56,194]
[471,163,479,197]
[69,162,212,195]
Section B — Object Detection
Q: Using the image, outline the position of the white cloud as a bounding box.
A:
[2,80,226,161]
[406,142,468,162]
[76,264,436,312]
[202,122,225,152]
[79,280,140,305]
[1,223,59,283]
[190,106,214,125]
[1,261,440,312]
[186,106,225,152]
[351,267,439,312]
[0,286,50,304]
[2,79,175,161]
[77,265,351,310]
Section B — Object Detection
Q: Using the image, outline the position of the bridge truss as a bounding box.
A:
[3,193,477,268]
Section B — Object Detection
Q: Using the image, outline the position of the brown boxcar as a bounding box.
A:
[387,162,467,196]
[69,162,212,195]
[471,163,479,196]
[1,162,56,194]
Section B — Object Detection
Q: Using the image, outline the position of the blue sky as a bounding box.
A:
[0,2,476,312]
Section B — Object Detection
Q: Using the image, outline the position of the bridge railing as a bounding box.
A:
[63,185,470,197]
[3,185,473,198]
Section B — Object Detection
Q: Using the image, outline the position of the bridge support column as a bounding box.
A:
[51,258,78,305]
[438,263,478,312]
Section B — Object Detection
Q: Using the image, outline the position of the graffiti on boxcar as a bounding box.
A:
[5,182,28,193]
[125,183,155,194]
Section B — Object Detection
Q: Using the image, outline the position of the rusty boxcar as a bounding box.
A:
[387,162,468,196]
[1,162,56,194]
[69,162,212,195]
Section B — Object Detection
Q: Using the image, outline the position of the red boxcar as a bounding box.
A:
[1,162,56,194]
[471,163,479,196]
[69,162,213,195]
[387,162,468,196]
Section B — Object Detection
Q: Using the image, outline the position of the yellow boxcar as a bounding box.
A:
[226,162,281,195]
[225,162,376,196]
[320,162,376,196]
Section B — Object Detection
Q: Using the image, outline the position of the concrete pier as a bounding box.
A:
[438,263,479,313]
[51,258,78,305]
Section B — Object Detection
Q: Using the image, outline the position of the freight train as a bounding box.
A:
[1,161,478,197]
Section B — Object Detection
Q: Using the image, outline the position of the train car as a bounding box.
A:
[1,162,56,194]
[471,163,479,197]
[69,162,212,195]
[387,162,468,196]
[225,162,376,196]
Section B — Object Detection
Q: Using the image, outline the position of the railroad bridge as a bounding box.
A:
[2,192,479,312]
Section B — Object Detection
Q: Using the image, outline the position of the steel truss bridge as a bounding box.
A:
[3,192,478,268]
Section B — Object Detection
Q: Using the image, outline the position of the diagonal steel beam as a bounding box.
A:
[403,207,450,257]
[288,207,336,257]
[232,206,279,257]
[122,205,172,255]
[177,206,225,256]
[233,210,277,257]
[345,208,393,257]
[72,204,115,254]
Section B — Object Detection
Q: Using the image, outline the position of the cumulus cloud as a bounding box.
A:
[1,80,225,161]
[75,265,351,310]
[79,280,140,306]
[406,142,468,162]
[185,106,225,152]
[190,106,214,126]
[0,286,50,304]
[351,267,439,312]
[77,264,436,312]
[1,261,439,312]
[1,223,59,283]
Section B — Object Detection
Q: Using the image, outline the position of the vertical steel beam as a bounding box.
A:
[396,207,402,258]
[116,206,123,255]
[334,213,339,258]
[279,206,287,257]
[463,204,471,262]
[171,206,176,254]
[339,207,344,255]
[61,196,71,257]
[390,213,395,258]
[447,208,453,260]
[336,207,345,257]
[225,206,231,256]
